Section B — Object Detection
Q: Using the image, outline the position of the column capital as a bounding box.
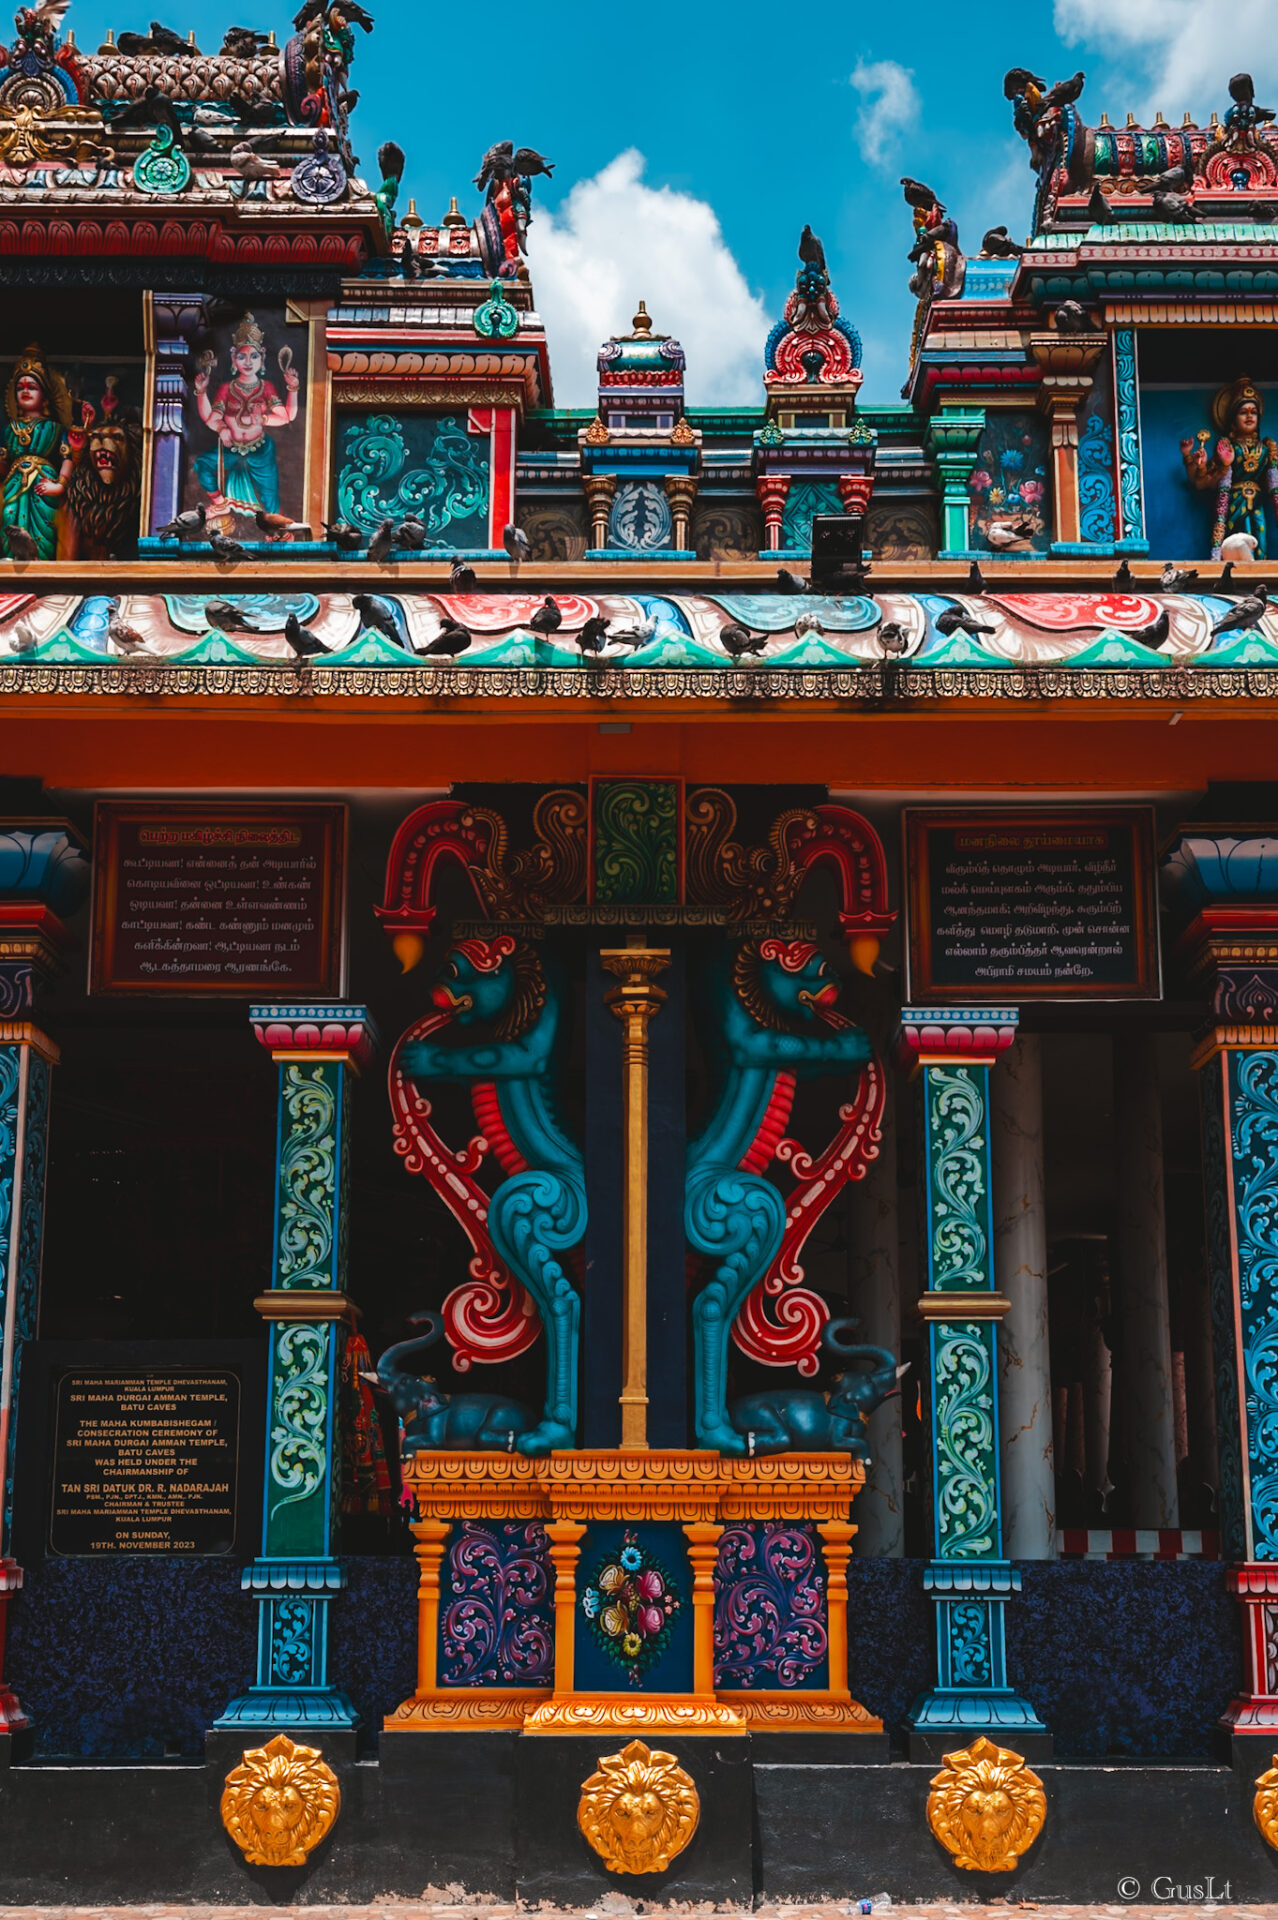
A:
[897,1006,1019,1070]
[250,1002,378,1071]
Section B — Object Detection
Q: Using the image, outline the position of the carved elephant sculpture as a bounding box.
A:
[726,1318,909,1458]
[368,1311,536,1452]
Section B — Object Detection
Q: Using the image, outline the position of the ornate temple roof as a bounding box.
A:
[3,586,1276,686]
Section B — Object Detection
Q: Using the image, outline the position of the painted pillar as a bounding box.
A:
[215,1003,376,1737]
[898,1006,1049,1754]
[1112,328,1148,552]
[146,293,209,536]
[1029,335,1105,550]
[0,825,89,1757]
[583,474,617,551]
[755,473,791,552]
[849,1083,903,1556]
[1162,828,1278,1738]
[1112,1031,1179,1527]
[992,1033,1056,1559]
[662,474,698,553]
[925,408,986,556]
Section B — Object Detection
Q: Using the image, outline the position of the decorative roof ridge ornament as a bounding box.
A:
[764,225,863,391]
[131,119,190,194]
[474,276,519,340]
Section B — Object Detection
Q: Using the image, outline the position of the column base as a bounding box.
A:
[523,1693,748,1736]
[212,1685,360,1733]
[906,1687,1053,1760]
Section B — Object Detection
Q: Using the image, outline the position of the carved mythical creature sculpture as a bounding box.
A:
[726,1317,907,1457]
[396,935,585,1454]
[1181,375,1278,559]
[63,381,142,558]
[686,937,882,1453]
[370,1309,535,1451]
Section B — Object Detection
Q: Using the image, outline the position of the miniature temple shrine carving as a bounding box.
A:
[2,4,1278,1903]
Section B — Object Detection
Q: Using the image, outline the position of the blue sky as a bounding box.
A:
[66,0,1277,404]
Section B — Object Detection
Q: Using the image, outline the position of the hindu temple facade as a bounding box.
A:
[0,9,1276,1901]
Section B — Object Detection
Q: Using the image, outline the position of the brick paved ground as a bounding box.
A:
[0,1904,1268,1918]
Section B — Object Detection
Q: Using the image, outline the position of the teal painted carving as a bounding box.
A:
[608,481,673,552]
[592,779,679,904]
[373,1312,536,1449]
[686,939,876,1453]
[133,124,191,195]
[925,1066,994,1292]
[337,411,489,546]
[1221,1049,1278,1559]
[780,479,841,552]
[1078,394,1116,545]
[1113,328,1145,543]
[399,936,586,1454]
[276,1063,342,1290]
[932,1319,999,1558]
[474,279,519,340]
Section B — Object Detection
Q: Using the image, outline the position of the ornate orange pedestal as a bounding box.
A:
[384,1450,882,1738]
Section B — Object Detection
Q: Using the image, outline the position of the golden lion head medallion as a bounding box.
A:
[1254,1757,1278,1849]
[221,1732,340,1867]
[926,1735,1046,1872]
[578,1738,700,1875]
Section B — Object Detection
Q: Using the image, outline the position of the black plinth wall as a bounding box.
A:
[0,1748,1277,1902]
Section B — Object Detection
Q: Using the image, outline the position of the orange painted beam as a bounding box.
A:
[2,699,1276,793]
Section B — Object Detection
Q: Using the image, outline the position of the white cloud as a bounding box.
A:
[525,150,771,408]
[849,59,921,170]
[1054,0,1278,115]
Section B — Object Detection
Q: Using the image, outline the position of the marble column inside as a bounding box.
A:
[1112,1030,1180,1527]
[992,1033,1056,1558]
[849,1079,904,1556]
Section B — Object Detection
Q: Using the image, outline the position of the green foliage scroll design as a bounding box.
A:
[276,1062,338,1290]
[926,1064,991,1292]
[593,780,679,905]
[933,1319,999,1559]
[269,1322,330,1520]
[337,412,488,541]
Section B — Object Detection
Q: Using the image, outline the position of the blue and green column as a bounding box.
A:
[216,1004,376,1739]
[0,825,89,1759]
[1163,831,1278,1755]
[898,1006,1050,1758]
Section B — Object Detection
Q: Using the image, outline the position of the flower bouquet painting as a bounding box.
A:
[581,1529,681,1685]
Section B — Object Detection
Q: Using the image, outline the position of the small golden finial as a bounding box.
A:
[442,195,466,227]
[267,28,277,44]
[632,299,653,336]
[102,26,114,43]
[1211,110,1220,127]
[1099,111,1111,127]
[1183,112,1195,127]
[1154,109,1168,128]
[1125,111,1136,128]
[187,28,196,44]
[64,26,74,43]
[402,197,424,230]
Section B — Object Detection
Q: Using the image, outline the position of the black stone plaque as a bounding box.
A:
[905,807,1160,1001]
[48,1367,242,1555]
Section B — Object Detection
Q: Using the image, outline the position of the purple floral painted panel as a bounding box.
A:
[438,1520,553,1688]
[713,1521,828,1689]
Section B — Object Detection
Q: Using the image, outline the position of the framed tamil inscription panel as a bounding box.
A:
[904,807,1161,1002]
[90,800,346,995]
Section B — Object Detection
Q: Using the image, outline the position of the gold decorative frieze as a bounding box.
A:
[578,1739,701,1874]
[220,1733,340,1867]
[527,1695,745,1736]
[926,1736,1046,1872]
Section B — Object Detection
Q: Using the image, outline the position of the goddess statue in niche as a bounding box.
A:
[0,343,88,560]
[1181,374,1278,557]
[192,312,300,527]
